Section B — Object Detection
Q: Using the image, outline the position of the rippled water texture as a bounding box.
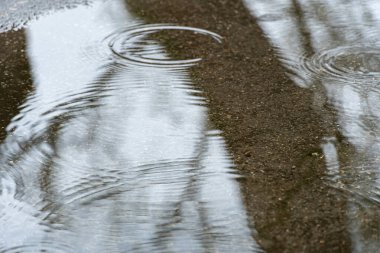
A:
[107,25,222,68]
[0,0,92,32]
[0,0,261,252]
[243,0,380,251]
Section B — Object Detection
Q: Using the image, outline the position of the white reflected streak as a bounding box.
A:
[321,137,340,182]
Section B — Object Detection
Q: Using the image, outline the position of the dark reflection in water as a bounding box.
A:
[244,0,380,251]
[0,30,32,142]
[0,0,261,252]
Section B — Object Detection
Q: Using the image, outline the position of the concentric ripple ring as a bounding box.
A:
[106,24,223,68]
[302,45,380,83]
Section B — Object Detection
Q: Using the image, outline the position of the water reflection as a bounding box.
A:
[106,24,222,68]
[0,0,92,33]
[0,29,32,141]
[244,0,380,251]
[0,0,260,252]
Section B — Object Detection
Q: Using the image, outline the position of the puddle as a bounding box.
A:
[302,46,380,82]
[244,0,380,251]
[0,0,261,252]
[106,24,222,68]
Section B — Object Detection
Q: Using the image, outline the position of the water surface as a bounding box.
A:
[244,0,380,251]
[0,0,261,252]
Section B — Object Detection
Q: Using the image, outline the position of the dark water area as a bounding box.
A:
[0,0,261,252]
[244,0,380,251]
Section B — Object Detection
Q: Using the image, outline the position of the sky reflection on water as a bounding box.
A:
[0,0,260,252]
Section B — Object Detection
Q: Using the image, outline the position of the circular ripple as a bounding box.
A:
[105,24,223,68]
[302,45,380,83]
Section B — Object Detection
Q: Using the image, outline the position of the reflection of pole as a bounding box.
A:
[290,0,314,54]
[0,30,32,142]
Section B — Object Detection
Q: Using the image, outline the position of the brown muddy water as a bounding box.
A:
[0,0,379,252]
